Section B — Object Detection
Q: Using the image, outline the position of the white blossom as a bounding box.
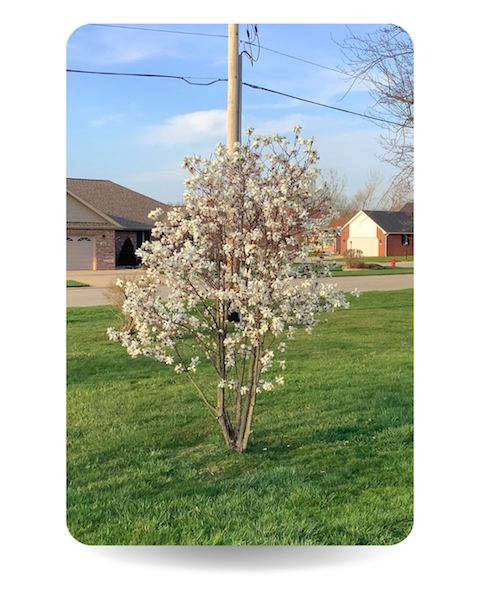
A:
[188,356,200,372]
[106,126,354,451]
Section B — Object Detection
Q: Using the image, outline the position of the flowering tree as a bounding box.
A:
[108,127,356,452]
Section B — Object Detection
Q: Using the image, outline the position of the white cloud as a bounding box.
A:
[245,113,316,135]
[67,25,227,67]
[135,110,397,201]
[88,113,126,127]
[140,109,227,145]
[68,26,184,66]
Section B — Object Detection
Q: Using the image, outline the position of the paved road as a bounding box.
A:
[67,272,413,307]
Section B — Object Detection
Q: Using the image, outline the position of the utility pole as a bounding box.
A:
[227,24,242,322]
[227,24,241,153]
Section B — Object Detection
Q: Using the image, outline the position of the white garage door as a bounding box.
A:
[67,236,94,270]
[347,237,379,257]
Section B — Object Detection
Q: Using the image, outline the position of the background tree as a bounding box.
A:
[313,169,350,217]
[380,178,413,211]
[350,170,384,213]
[336,25,414,191]
[108,128,356,452]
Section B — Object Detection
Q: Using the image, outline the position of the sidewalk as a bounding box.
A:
[67,273,413,307]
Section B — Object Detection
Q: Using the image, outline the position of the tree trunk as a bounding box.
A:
[234,349,261,451]
[217,407,235,449]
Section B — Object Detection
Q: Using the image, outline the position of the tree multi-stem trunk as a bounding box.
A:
[215,300,235,449]
[217,384,235,449]
[233,347,262,452]
[213,289,263,452]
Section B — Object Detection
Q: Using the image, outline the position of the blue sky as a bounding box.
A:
[67,23,404,205]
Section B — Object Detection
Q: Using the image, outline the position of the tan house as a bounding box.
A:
[66,179,172,270]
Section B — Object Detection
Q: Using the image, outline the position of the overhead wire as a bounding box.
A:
[88,23,345,75]
[241,24,261,66]
[66,69,227,86]
[89,23,227,39]
[241,82,412,128]
[66,68,408,129]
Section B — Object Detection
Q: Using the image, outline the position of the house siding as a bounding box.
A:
[386,233,414,257]
[67,193,111,224]
[340,224,350,254]
[377,227,387,257]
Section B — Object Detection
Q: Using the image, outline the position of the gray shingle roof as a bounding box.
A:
[67,178,172,230]
[400,202,413,214]
[365,210,414,234]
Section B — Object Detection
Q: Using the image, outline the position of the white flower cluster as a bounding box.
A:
[107,127,351,414]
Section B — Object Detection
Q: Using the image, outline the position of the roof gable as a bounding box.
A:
[66,179,172,230]
[343,210,373,231]
[67,191,122,227]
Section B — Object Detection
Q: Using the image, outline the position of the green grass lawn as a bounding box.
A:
[67,280,89,287]
[362,256,413,262]
[294,264,413,277]
[331,266,413,277]
[309,255,413,263]
[67,289,413,545]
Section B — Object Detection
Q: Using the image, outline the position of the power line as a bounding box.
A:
[89,23,344,75]
[259,45,343,74]
[66,69,227,86]
[67,68,408,128]
[89,23,227,39]
[242,82,412,128]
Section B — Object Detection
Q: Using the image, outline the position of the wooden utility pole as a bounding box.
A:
[226,24,242,322]
[227,24,241,153]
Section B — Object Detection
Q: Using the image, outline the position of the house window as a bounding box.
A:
[67,237,73,241]
[137,231,151,247]
[402,234,410,246]
[77,237,91,242]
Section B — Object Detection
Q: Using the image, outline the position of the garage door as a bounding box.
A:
[347,237,379,257]
[67,236,94,270]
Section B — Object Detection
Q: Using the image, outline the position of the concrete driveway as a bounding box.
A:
[67,269,148,288]
[67,269,413,307]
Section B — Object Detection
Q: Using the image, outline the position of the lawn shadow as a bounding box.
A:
[87,544,389,570]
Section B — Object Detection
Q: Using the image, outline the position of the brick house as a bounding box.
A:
[67,179,172,270]
[340,204,414,257]
[313,215,350,254]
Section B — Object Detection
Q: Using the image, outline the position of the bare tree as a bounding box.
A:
[312,169,350,217]
[336,25,414,189]
[350,170,384,213]
[379,178,413,211]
